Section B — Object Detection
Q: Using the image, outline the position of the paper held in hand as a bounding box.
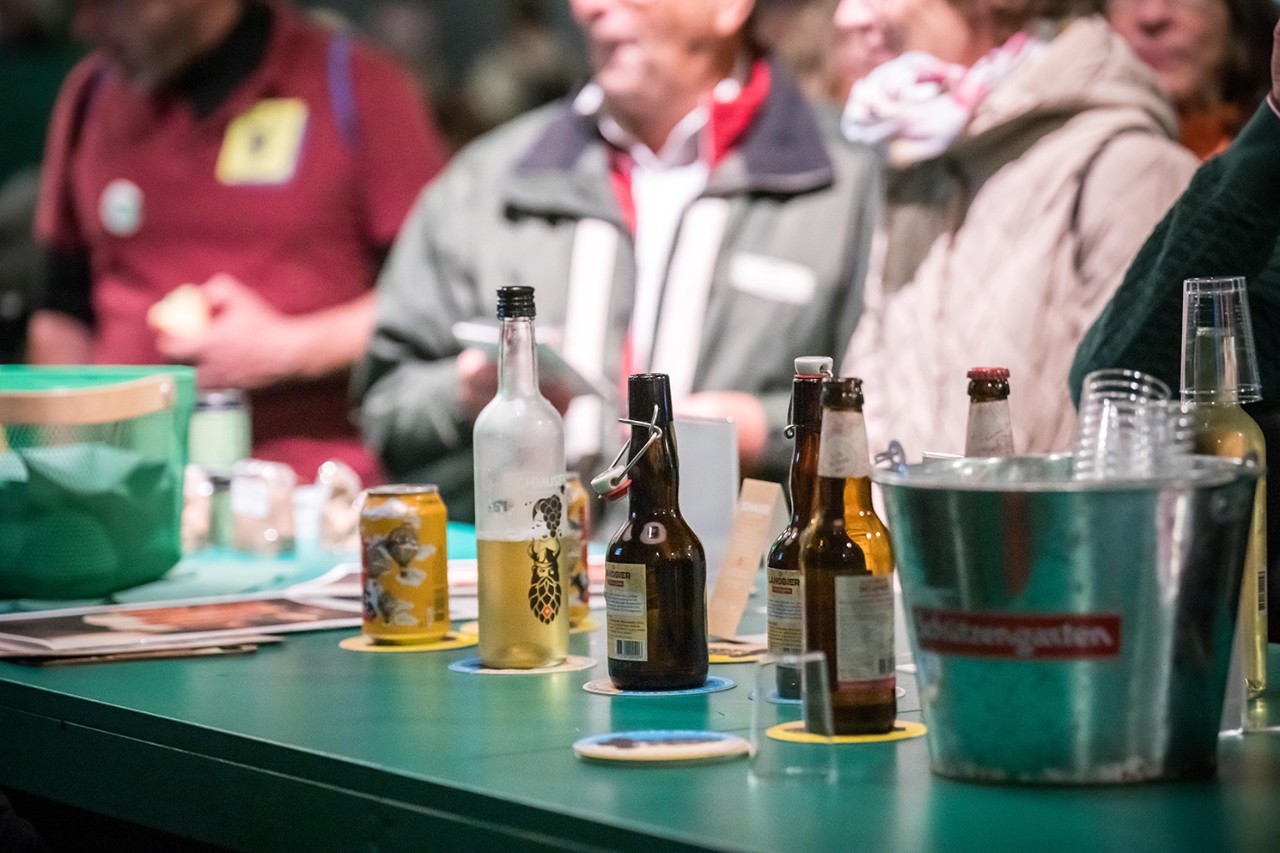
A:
[707,479,785,642]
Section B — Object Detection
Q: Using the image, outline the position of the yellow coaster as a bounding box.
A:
[457,618,598,636]
[339,631,478,653]
[708,640,766,664]
[766,720,926,744]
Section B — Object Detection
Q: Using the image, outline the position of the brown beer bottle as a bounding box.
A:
[605,373,709,690]
[766,356,831,700]
[964,367,1015,456]
[800,376,896,734]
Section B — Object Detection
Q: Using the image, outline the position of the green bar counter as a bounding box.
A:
[2,612,1280,850]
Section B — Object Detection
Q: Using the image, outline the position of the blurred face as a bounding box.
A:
[570,0,748,128]
[833,0,899,95]
[71,0,211,90]
[835,0,981,69]
[1106,0,1232,111]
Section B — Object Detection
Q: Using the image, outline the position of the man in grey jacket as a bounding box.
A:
[354,0,880,520]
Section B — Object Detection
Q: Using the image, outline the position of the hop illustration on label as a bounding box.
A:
[528,494,564,624]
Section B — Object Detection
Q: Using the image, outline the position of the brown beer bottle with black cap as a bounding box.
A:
[604,373,709,690]
[964,367,1015,456]
[800,376,896,734]
[766,356,831,699]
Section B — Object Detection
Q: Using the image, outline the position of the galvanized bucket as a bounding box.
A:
[872,455,1259,784]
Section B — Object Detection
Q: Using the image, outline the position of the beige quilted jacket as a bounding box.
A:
[843,16,1197,459]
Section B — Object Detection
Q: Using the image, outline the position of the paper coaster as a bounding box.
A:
[582,675,736,697]
[448,655,597,675]
[765,720,926,744]
[456,619,598,637]
[751,686,907,704]
[573,730,750,765]
[339,632,478,653]
[708,639,768,664]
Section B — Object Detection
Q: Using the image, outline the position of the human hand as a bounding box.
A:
[155,274,303,390]
[674,391,768,473]
[456,347,579,422]
[456,347,498,422]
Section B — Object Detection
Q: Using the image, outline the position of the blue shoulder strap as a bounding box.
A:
[327,33,359,149]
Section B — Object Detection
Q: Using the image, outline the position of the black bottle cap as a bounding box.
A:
[496,286,535,319]
[627,373,673,422]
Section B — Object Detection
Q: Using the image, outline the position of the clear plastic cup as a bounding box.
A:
[749,651,837,782]
[1073,369,1173,479]
[1181,276,1261,405]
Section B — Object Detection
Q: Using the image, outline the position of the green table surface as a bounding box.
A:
[1,589,1279,851]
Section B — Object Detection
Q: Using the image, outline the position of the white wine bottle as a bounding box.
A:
[473,286,569,669]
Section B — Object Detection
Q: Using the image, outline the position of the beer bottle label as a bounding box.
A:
[766,567,803,656]
[817,411,870,479]
[833,575,895,684]
[965,400,1015,456]
[605,562,648,661]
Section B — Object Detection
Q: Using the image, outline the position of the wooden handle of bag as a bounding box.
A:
[0,374,178,425]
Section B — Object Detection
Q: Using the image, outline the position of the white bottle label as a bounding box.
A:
[766,567,804,656]
[605,561,648,661]
[834,575,895,684]
[477,471,566,540]
[817,410,870,479]
[965,400,1015,456]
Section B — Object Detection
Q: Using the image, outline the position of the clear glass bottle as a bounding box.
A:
[473,286,569,669]
[1182,277,1266,697]
[604,373,708,690]
[800,376,896,734]
[964,367,1014,456]
[766,356,831,700]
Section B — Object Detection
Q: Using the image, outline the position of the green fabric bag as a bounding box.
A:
[0,366,196,599]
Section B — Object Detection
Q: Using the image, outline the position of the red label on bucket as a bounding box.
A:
[913,608,1122,659]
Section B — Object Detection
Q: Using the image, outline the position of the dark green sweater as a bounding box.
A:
[1069,102,1280,412]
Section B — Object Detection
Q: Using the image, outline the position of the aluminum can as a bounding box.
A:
[359,485,449,644]
[564,472,591,627]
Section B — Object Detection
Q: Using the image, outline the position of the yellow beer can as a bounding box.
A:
[359,485,449,644]
[564,473,591,628]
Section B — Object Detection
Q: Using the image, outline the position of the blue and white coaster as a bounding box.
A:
[582,675,735,696]
[449,655,596,675]
[573,730,750,765]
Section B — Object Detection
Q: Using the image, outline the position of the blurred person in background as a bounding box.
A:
[754,0,847,103]
[27,0,447,485]
[462,0,587,132]
[1071,21,1280,630]
[355,0,881,521]
[838,0,1197,459]
[831,0,897,98]
[1106,0,1277,159]
[0,0,82,363]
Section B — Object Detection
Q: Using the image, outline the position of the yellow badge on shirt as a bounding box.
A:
[216,98,309,185]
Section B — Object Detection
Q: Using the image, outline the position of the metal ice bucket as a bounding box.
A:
[872,455,1259,784]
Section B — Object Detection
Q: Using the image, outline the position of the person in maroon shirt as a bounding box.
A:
[28,0,447,485]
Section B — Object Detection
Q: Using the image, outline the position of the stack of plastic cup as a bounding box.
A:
[1073,369,1180,479]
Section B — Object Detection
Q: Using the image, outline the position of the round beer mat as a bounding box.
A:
[339,631,478,653]
[573,730,750,765]
[765,720,926,744]
[582,675,736,697]
[751,686,908,704]
[448,655,597,675]
[708,640,767,664]
[456,618,599,636]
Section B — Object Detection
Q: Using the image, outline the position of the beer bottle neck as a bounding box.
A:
[812,403,871,522]
[497,316,539,398]
[788,376,824,529]
[628,417,680,515]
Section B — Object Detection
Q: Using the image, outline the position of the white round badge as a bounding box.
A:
[99,179,143,237]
